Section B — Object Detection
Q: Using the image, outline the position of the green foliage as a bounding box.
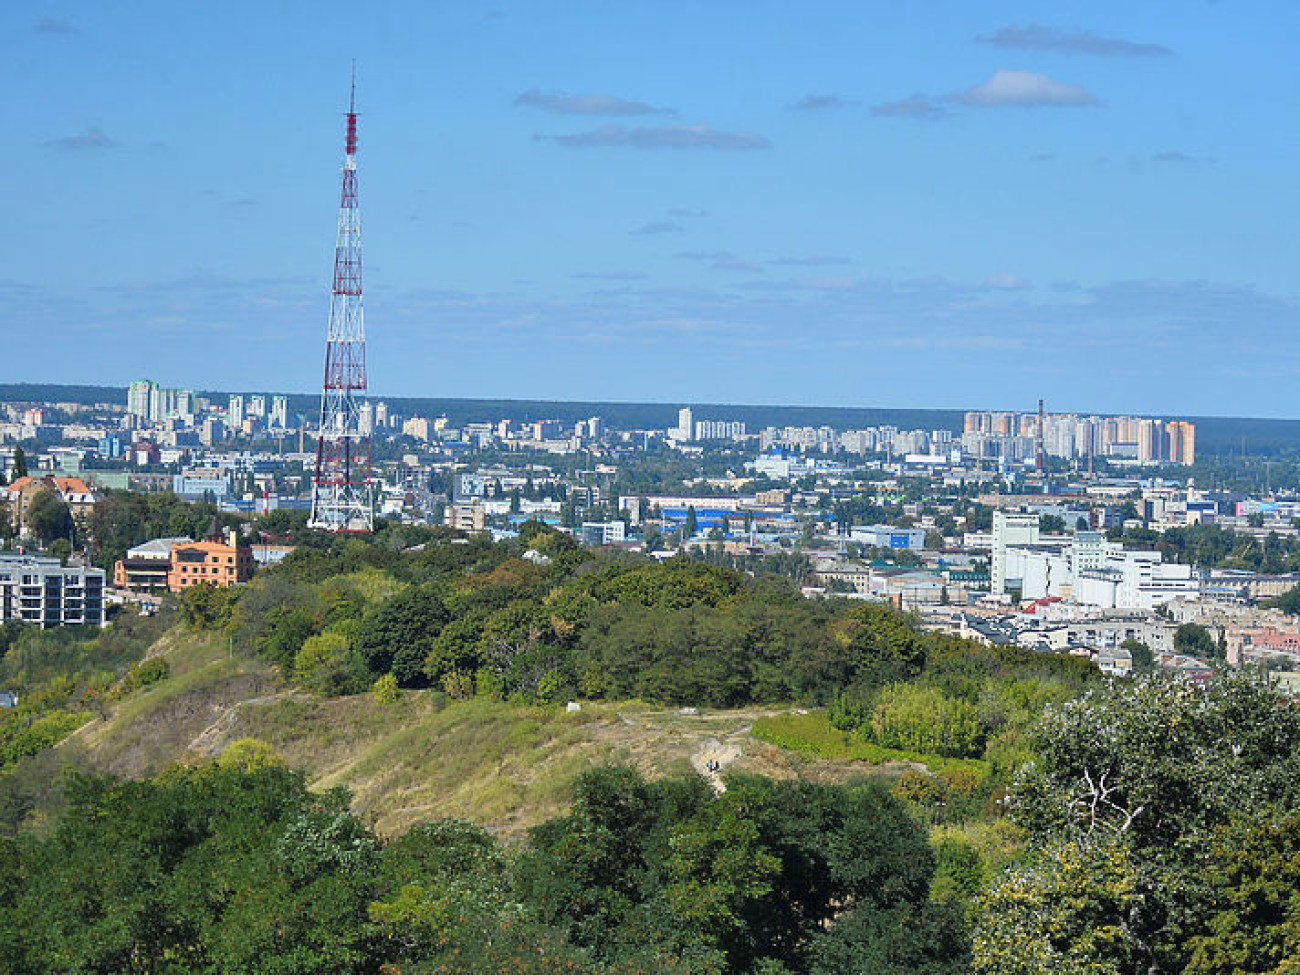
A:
[87,489,237,572]
[870,682,983,757]
[986,672,1300,973]
[1038,514,1066,534]
[1113,521,1300,574]
[295,631,369,696]
[1263,583,1300,617]
[516,765,962,973]
[1119,637,1153,672]
[0,764,377,972]
[972,834,1143,974]
[218,736,287,773]
[932,833,988,902]
[1174,621,1219,659]
[371,672,399,705]
[213,529,1096,734]
[1185,809,1300,973]
[809,899,969,975]
[590,557,745,609]
[892,769,947,806]
[0,609,173,790]
[110,655,169,699]
[829,601,927,687]
[753,712,991,779]
[179,582,239,629]
[25,487,72,545]
[0,708,91,770]
[357,583,449,687]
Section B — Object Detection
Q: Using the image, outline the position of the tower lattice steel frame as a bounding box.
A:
[309,71,373,532]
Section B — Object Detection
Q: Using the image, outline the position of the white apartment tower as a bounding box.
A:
[674,407,694,441]
[992,510,1041,595]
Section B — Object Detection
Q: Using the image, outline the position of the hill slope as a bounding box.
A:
[60,625,866,837]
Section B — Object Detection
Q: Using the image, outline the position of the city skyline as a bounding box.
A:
[6,2,1300,417]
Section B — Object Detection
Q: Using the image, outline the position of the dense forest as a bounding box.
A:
[2,520,1299,972]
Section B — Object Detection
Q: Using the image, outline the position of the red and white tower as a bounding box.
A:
[310,70,373,532]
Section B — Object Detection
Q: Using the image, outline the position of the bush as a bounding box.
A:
[371,673,399,706]
[179,584,238,630]
[295,631,369,696]
[218,737,287,773]
[111,657,170,700]
[871,683,983,758]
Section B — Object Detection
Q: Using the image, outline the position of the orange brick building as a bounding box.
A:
[166,520,253,592]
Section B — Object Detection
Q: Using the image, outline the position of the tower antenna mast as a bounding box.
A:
[309,67,373,532]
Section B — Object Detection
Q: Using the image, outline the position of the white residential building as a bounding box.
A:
[0,555,105,628]
[992,510,1040,594]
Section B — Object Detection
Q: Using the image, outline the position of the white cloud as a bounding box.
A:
[955,69,1097,107]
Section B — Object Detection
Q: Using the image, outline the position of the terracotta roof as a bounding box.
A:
[5,475,96,497]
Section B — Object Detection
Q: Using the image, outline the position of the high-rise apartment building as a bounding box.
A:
[962,411,1196,466]
[127,380,195,424]
[672,407,694,441]
[1165,421,1196,464]
[127,380,155,420]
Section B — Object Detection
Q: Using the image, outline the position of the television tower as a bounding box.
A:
[309,67,374,532]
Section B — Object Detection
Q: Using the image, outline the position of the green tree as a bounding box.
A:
[3,765,382,973]
[26,488,71,545]
[179,582,238,629]
[1119,637,1153,672]
[972,833,1143,975]
[685,505,699,537]
[1264,584,1300,617]
[830,601,927,688]
[12,446,27,479]
[370,819,513,965]
[1185,809,1300,973]
[515,766,961,973]
[356,584,449,686]
[982,673,1300,973]
[870,682,983,757]
[1174,622,1218,659]
[218,737,288,773]
[295,630,369,695]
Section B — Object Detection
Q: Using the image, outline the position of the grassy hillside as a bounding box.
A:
[54,623,882,838]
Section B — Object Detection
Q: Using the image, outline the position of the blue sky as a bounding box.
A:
[5,2,1300,417]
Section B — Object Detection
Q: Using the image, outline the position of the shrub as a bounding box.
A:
[371,673,399,706]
